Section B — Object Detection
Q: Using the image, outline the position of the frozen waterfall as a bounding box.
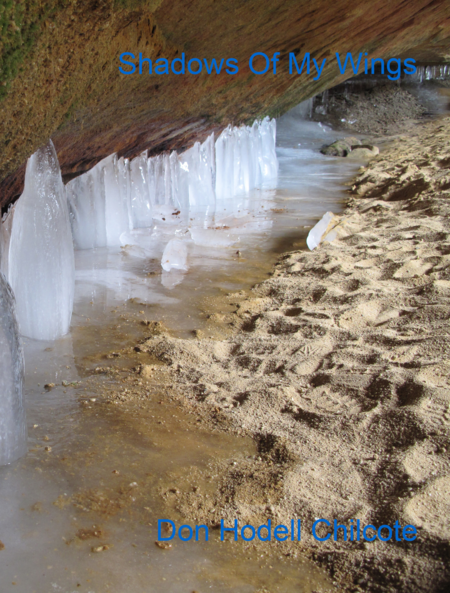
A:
[0,272,27,465]
[67,117,278,249]
[8,140,75,341]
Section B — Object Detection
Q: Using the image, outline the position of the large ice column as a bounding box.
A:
[67,154,131,248]
[214,126,234,201]
[148,153,177,221]
[180,133,216,219]
[0,206,14,279]
[215,117,278,200]
[104,154,132,246]
[258,117,278,184]
[9,140,75,340]
[129,151,153,229]
[67,163,106,249]
[0,272,27,465]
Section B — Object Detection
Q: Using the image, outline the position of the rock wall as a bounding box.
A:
[1,0,450,208]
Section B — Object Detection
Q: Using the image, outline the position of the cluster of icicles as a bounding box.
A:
[0,118,277,464]
[66,117,277,249]
[412,65,450,84]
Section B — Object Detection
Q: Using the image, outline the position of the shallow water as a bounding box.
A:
[0,111,361,592]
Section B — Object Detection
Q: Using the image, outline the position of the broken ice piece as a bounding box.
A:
[161,239,188,272]
[306,211,336,250]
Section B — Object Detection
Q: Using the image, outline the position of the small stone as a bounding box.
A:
[155,541,172,550]
[320,139,352,157]
[91,545,109,553]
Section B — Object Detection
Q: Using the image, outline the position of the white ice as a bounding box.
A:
[306,211,335,250]
[66,118,278,254]
[8,140,75,340]
[161,239,188,272]
[67,154,131,248]
[0,271,26,465]
[0,205,14,279]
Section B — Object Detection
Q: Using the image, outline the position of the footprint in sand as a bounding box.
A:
[339,301,384,330]
[297,386,363,416]
[393,259,433,279]
[404,476,450,539]
[403,441,449,482]
[416,396,450,432]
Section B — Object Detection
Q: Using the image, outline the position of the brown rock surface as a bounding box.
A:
[1,0,450,208]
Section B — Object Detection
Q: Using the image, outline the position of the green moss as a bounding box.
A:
[0,0,157,102]
[0,1,69,99]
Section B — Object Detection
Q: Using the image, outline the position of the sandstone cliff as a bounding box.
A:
[1,0,450,207]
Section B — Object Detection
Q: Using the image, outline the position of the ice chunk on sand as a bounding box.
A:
[306,211,335,250]
[161,239,188,272]
[9,140,75,340]
[0,272,26,465]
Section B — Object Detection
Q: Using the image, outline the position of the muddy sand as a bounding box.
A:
[98,116,450,592]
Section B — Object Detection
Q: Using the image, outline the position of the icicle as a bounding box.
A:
[67,164,106,249]
[215,118,278,199]
[103,154,131,246]
[9,140,75,340]
[129,151,152,229]
[0,271,26,465]
[0,205,15,279]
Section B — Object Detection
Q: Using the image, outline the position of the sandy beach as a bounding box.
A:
[108,114,450,592]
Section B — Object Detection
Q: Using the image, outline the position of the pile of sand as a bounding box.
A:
[129,116,450,592]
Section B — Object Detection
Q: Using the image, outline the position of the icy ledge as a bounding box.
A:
[0,272,26,465]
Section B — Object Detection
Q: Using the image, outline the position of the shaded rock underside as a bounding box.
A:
[1,0,450,208]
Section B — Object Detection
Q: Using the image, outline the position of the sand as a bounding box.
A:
[110,115,450,591]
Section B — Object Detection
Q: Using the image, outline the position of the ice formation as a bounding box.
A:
[0,272,27,465]
[8,140,75,340]
[0,205,14,279]
[306,211,335,250]
[161,239,188,272]
[66,118,278,251]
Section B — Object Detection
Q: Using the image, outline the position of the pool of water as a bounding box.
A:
[0,108,361,592]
